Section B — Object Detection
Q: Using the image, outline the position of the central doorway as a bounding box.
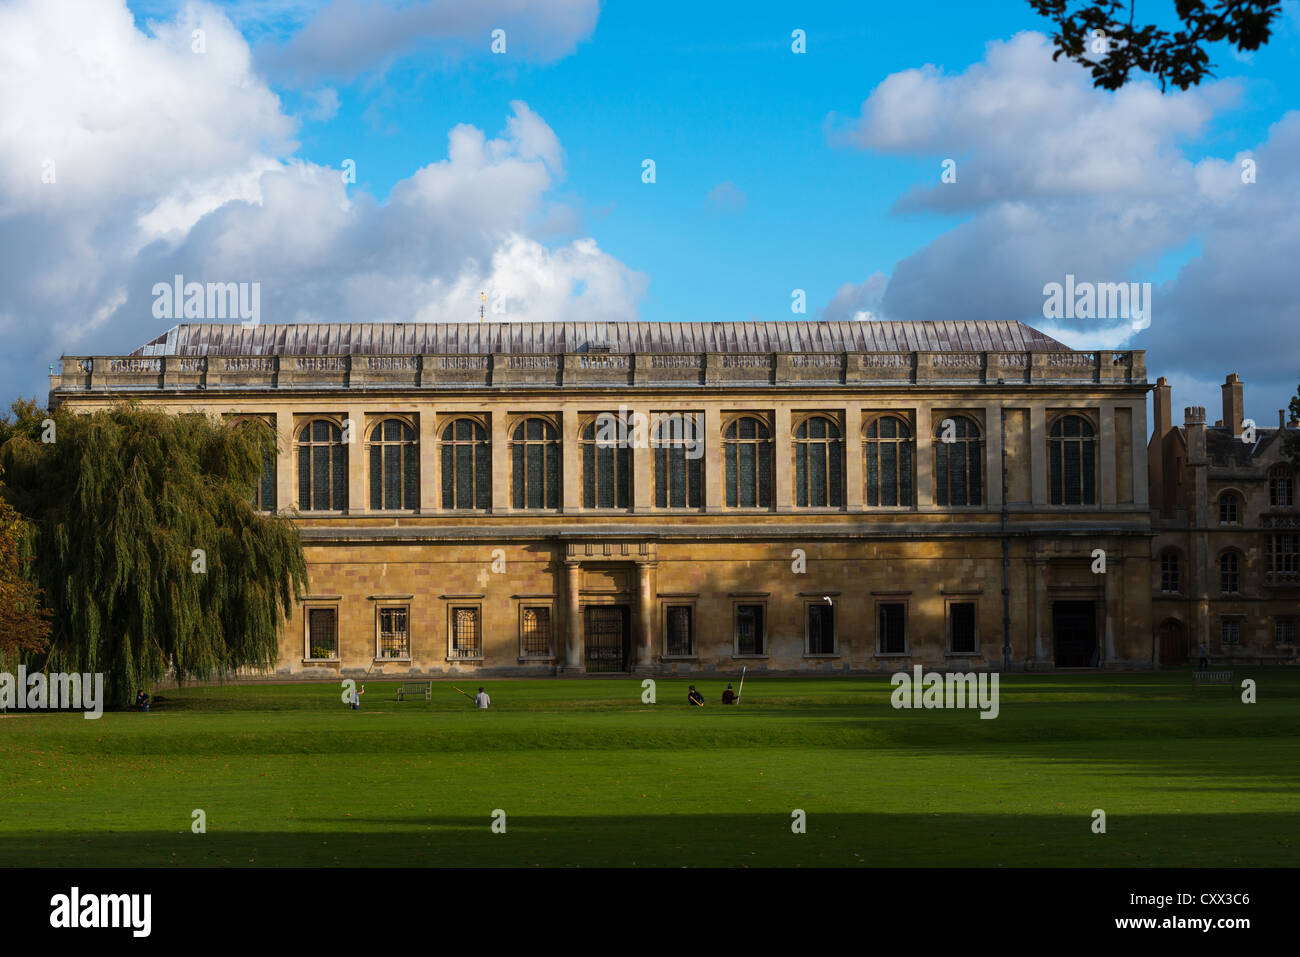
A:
[1053,600,1098,667]
[1156,618,1188,667]
[584,604,631,673]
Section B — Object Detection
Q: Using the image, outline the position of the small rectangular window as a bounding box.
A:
[1276,619,1296,645]
[807,604,835,655]
[665,605,693,657]
[307,608,338,660]
[451,607,481,658]
[878,602,906,654]
[950,602,977,654]
[520,606,552,658]
[1220,619,1240,645]
[377,606,410,658]
[735,604,765,656]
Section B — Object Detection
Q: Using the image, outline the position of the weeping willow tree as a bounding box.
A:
[0,401,308,706]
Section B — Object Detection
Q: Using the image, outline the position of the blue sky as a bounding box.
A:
[2,0,1298,421]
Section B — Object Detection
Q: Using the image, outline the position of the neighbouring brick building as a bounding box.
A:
[49,320,1156,676]
[1148,374,1300,665]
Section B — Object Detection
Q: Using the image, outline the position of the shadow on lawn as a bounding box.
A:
[3,811,1295,868]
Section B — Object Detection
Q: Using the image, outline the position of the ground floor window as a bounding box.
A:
[450,606,481,659]
[807,603,835,655]
[878,602,906,654]
[1220,619,1241,646]
[735,603,766,656]
[306,607,338,659]
[1276,619,1296,645]
[949,601,977,654]
[665,605,694,657]
[377,606,409,659]
[520,606,553,658]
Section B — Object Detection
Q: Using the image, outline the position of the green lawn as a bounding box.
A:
[1,672,1296,867]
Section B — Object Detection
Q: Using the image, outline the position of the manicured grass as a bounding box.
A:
[1,671,1297,867]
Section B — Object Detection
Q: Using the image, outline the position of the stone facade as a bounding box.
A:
[1148,375,1300,665]
[49,320,1155,675]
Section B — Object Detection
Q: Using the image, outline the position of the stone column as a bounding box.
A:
[564,561,583,672]
[636,561,658,671]
[420,412,439,513]
[275,410,295,513]
[562,410,582,512]
[984,403,1002,509]
[347,406,366,513]
[1103,551,1118,664]
[914,403,933,508]
[704,405,724,509]
[1029,406,1047,504]
[1130,401,1149,507]
[633,409,653,512]
[1032,557,1048,662]
[1099,402,1117,506]
[773,406,792,511]
[491,411,510,512]
[844,408,862,509]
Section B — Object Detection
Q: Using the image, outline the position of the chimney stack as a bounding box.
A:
[1221,373,1244,437]
[1153,376,1172,438]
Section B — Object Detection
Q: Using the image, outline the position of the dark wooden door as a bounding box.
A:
[1053,600,1098,667]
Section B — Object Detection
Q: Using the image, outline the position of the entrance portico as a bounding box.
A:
[561,541,658,674]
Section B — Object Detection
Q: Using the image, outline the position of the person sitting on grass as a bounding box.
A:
[687,685,704,707]
[721,684,736,705]
[135,690,150,712]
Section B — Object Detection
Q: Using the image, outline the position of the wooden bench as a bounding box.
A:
[396,682,432,701]
[1193,670,1234,686]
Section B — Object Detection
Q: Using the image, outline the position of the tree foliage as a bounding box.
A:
[1028,0,1284,91]
[0,401,307,705]
[0,465,52,659]
[1285,384,1300,471]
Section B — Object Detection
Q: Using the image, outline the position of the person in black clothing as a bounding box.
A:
[687,685,704,707]
[136,690,150,712]
[721,684,736,705]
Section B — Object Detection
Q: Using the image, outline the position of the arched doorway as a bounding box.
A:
[1156,619,1188,667]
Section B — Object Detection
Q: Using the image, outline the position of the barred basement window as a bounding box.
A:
[297,420,347,511]
[1160,550,1181,593]
[450,607,481,658]
[864,415,913,507]
[520,607,552,658]
[1267,534,1300,577]
[934,415,982,507]
[511,418,560,510]
[950,602,977,654]
[1269,466,1294,508]
[807,603,835,655]
[1221,619,1240,645]
[794,416,843,507]
[878,602,906,654]
[654,414,703,508]
[724,416,773,508]
[735,604,765,655]
[377,606,410,658]
[307,607,337,659]
[1276,619,1296,645]
[1219,551,1240,594]
[582,416,631,509]
[368,419,419,510]
[1048,414,1096,505]
[1218,492,1239,525]
[440,418,491,510]
[665,605,694,656]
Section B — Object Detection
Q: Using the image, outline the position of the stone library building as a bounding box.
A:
[49,319,1170,676]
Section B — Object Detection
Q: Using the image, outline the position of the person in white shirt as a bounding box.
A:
[474,687,490,710]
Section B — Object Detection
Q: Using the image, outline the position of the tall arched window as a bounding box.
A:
[1218,491,1240,524]
[297,419,347,511]
[653,413,702,508]
[864,415,913,507]
[1269,466,1294,508]
[934,415,982,507]
[1220,550,1240,594]
[440,418,491,510]
[582,415,631,509]
[235,418,276,512]
[724,416,772,508]
[1049,414,1096,505]
[1159,550,1181,593]
[368,419,418,510]
[512,418,560,510]
[794,416,843,507]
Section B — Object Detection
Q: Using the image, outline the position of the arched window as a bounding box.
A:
[582,415,631,509]
[511,418,560,510]
[1159,550,1181,593]
[368,419,418,510]
[1219,551,1240,595]
[440,418,491,510]
[297,419,347,511]
[864,415,913,507]
[1049,414,1096,505]
[235,418,276,512]
[934,415,982,507]
[1218,491,1240,525]
[653,413,702,508]
[724,416,773,508]
[794,416,843,507]
[1269,466,1294,508]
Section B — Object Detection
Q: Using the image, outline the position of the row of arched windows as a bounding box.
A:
[1157,544,1300,594]
[241,413,1101,512]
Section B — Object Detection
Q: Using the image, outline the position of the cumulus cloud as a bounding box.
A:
[255,0,601,86]
[827,31,1300,420]
[0,0,643,402]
